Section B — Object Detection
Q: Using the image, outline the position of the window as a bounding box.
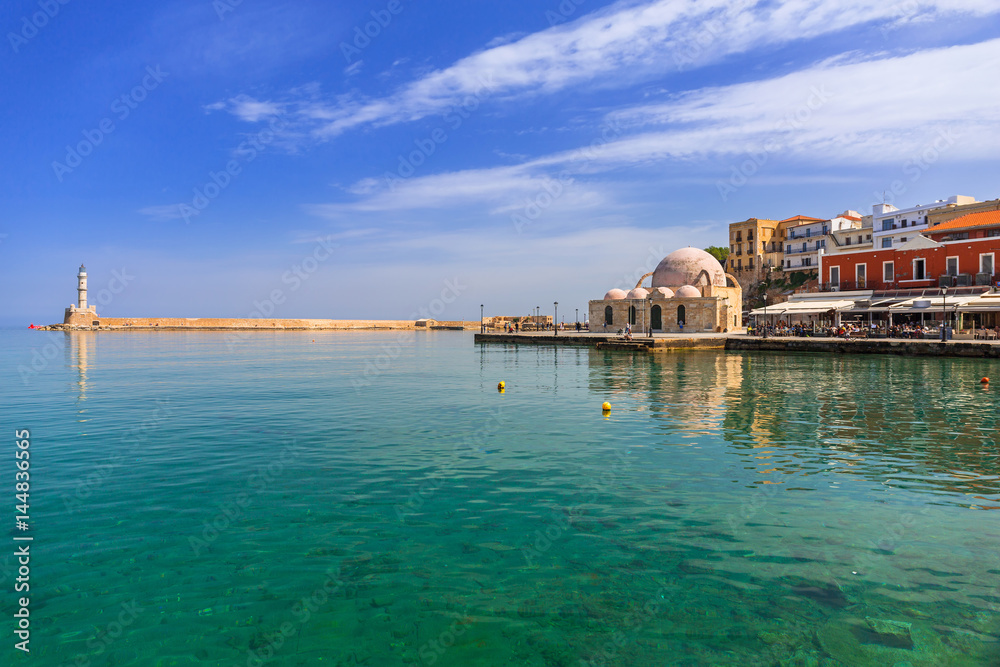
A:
[845,237,852,245]
[881,219,894,231]
[900,237,907,243]
[987,228,1000,238]
[748,231,754,240]
[822,226,828,234]
[858,235,863,243]
[806,229,812,238]
[856,264,866,286]
[914,258,925,280]
[946,257,959,276]
[604,306,613,325]
[651,305,661,330]
[881,238,892,248]
[629,305,636,325]
[748,260,754,270]
[982,253,995,275]
[866,234,871,241]
[802,242,807,252]
[901,219,908,228]
[803,257,812,266]
[830,266,840,285]
[778,242,783,251]
[952,232,969,240]
[883,261,894,282]
[676,305,685,326]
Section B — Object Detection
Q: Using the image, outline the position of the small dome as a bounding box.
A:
[653,287,674,298]
[675,285,702,298]
[604,288,627,300]
[625,288,649,299]
[652,248,727,289]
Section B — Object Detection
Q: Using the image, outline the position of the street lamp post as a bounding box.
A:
[480,304,484,333]
[537,306,540,331]
[554,302,558,336]
[941,286,948,342]
[762,294,768,338]
[575,308,578,331]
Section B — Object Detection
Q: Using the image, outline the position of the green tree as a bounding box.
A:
[705,246,729,263]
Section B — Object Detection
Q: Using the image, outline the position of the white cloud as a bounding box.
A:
[314,38,1000,217]
[221,0,1000,140]
[207,96,284,122]
[137,204,193,222]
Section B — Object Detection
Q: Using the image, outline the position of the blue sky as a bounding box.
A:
[3,0,1000,325]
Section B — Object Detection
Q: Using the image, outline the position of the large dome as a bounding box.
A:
[651,248,727,289]
[604,288,627,300]
[626,288,649,300]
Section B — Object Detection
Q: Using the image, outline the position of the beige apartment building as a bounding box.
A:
[728,218,780,289]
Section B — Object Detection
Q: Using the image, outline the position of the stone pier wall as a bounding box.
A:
[46,318,479,331]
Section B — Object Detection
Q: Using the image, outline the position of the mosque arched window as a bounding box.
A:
[604,306,613,325]
[651,305,662,330]
[677,305,686,325]
[629,306,636,325]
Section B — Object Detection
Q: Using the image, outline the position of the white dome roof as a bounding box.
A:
[604,288,627,300]
[675,285,702,298]
[652,248,727,289]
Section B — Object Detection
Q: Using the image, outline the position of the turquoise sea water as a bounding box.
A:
[2,329,999,666]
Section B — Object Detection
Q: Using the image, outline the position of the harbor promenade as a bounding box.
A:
[475,331,1000,358]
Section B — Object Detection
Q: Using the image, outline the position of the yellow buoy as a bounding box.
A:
[498,381,505,391]
[602,402,611,411]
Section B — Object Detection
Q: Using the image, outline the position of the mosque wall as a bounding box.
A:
[590,295,741,334]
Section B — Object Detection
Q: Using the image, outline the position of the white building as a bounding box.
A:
[871,195,976,250]
[784,213,861,272]
[827,212,872,255]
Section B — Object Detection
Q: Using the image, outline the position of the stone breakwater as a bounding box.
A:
[42,318,478,331]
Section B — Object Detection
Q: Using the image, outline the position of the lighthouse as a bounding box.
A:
[64,264,98,326]
[77,264,88,309]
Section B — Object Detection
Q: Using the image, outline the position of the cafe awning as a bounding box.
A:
[888,295,980,314]
[748,299,856,317]
[956,293,1000,312]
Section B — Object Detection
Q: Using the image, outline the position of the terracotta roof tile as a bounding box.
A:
[929,210,1000,233]
[779,215,825,223]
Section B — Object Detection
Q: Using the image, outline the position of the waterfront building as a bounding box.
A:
[820,209,1000,291]
[928,197,1000,227]
[825,212,872,255]
[871,195,976,250]
[783,214,859,273]
[589,248,742,333]
[727,217,780,288]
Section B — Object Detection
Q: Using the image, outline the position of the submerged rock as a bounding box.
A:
[865,617,913,649]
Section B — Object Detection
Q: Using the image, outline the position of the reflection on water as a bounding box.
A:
[8,333,1000,665]
[70,331,94,407]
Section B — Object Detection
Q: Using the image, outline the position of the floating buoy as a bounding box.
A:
[982,377,990,384]
[602,402,611,412]
[497,381,505,391]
